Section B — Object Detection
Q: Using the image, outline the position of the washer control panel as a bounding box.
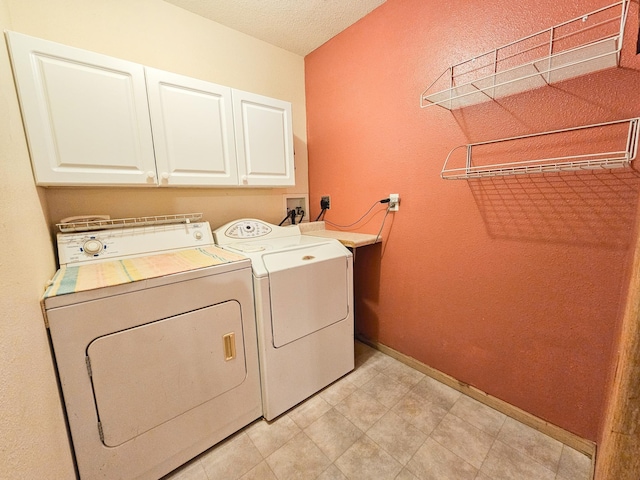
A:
[213,219,301,245]
[57,222,213,266]
[224,220,272,239]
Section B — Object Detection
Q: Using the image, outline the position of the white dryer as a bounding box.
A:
[213,219,354,420]
[43,216,262,480]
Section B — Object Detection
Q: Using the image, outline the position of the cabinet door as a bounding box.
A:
[232,89,295,187]
[6,32,157,186]
[145,68,238,186]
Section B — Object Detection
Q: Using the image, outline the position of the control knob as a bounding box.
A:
[83,238,103,255]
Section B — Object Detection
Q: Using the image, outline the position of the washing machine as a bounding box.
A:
[42,215,262,480]
[213,219,354,420]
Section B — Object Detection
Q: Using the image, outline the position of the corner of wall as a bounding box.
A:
[0,0,75,477]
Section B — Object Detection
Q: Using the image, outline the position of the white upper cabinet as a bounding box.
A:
[6,31,295,188]
[233,90,295,187]
[6,31,157,186]
[145,68,238,186]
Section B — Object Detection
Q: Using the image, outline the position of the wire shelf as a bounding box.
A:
[441,118,640,180]
[57,213,203,233]
[421,1,630,110]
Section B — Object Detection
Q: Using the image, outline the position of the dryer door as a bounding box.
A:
[263,243,349,348]
[87,300,246,447]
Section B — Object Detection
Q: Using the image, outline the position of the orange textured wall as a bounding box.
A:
[305,0,640,442]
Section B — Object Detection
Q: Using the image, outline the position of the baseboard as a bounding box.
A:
[356,336,597,463]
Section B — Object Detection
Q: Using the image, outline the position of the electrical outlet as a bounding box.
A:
[321,195,331,210]
[389,193,400,211]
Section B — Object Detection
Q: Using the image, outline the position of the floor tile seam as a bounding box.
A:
[331,437,364,480]
[491,437,560,478]
[314,463,341,480]
[426,434,481,474]
[402,386,453,414]
[244,427,270,461]
[496,418,564,472]
[368,354,399,373]
[180,458,208,480]
[263,430,333,480]
[389,396,451,438]
[367,366,408,387]
[387,365,428,386]
[301,406,366,453]
[375,379,416,413]
[492,408,508,434]
[299,428,334,465]
[333,435,405,480]
[558,443,593,467]
[332,457,352,480]
[430,413,499,468]
[248,459,278,480]
[402,438,474,480]
[446,405,503,440]
[283,408,313,433]
[360,429,428,468]
[339,381,390,415]
[360,362,391,376]
[356,352,383,365]
[288,412,309,430]
[328,372,358,394]
[472,471,492,480]
[555,444,569,480]
[380,370,414,397]
[197,429,260,480]
[241,433,272,480]
[401,408,460,470]
[452,393,509,426]
[474,433,499,479]
[377,358,402,375]
[496,427,563,474]
[201,458,219,480]
[329,405,368,436]
[555,444,592,480]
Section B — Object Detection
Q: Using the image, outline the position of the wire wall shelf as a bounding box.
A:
[440,118,640,180]
[421,0,630,110]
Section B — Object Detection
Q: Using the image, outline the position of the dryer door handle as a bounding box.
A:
[223,332,236,361]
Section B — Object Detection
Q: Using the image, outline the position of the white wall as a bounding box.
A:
[6,0,309,229]
[0,0,308,476]
[0,0,76,477]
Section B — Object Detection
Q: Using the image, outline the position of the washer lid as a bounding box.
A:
[234,236,350,277]
[231,243,267,253]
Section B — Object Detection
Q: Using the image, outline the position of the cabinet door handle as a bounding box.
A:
[223,332,236,361]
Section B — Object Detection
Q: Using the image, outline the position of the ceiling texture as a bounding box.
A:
[163,0,387,56]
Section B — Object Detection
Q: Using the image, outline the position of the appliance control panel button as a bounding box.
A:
[82,238,103,255]
[225,220,272,239]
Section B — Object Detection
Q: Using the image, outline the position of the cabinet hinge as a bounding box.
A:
[97,421,104,443]
[85,356,92,377]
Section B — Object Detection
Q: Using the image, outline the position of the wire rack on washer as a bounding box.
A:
[56,213,203,233]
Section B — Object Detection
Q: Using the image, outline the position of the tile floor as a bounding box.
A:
[163,342,592,480]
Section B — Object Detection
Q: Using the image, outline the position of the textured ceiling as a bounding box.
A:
[162,0,387,56]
